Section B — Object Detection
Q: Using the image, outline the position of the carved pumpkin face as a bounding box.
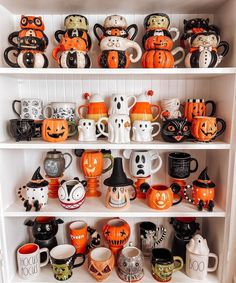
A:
[81,151,103,178]
[42,119,68,142]
[88,247,115,281]
[144,35,173,51]
[191,116,217,142]
[147,185,173,210]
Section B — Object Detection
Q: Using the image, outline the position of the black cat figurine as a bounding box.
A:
[161,118,191,143]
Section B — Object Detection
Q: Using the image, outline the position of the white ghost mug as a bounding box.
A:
[78,119,104,142]
[97,115,131,143]
[132,120,161,142]
[109,94,137,115]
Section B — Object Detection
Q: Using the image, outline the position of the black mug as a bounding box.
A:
[9,119,36,142]
[168,152,198,179]
[139,222,156,257]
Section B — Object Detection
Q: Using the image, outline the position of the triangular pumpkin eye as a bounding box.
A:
[102,265,111,273]
[90,265,98,273]
[61,126,65,130]
[202,123,206,127]
[47,126,51,130]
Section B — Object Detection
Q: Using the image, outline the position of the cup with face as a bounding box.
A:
[108,94,137,115]
[78,119,105,142]
[132,120,161,142]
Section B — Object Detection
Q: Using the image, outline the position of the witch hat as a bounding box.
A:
[193,167,215,188]
[27,167,49,188]
[104,157,133,187]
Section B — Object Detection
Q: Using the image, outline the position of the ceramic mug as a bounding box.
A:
[168,152,198,179]
[17,243,49,280]
[191,116,226,142]
[97,115,131,143]
[78,119,104,142]
[50,244,85,281]
[151,248,183,282]
[88,247,115,281]
[160,98,182,120]
[117,245,144,282]
[12,98,44,120]
[43,102,76,122]
[9,119,36,142]
[132,120,161,142]
[108,94,137,115]
[184,99,216,123]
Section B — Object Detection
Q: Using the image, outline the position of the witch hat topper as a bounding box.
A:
[27,167,49,188]
[104,157,133,187]
[193,167,216,188]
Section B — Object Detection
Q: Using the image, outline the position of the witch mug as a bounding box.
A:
[17,243,49,280]
[43,102,76,121]
[78,119,104,142]
[184,99,216,122]
[108,94,136,115]
[12,98,44,120]
[132,120,161,142]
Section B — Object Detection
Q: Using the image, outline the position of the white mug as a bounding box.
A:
[132,120,161,142]
[123,149,162,178]
[78,119,104,142]
[108,94,137,115]
[17,243,49,280]
[98,114,131,143]
[160,98,182,120]
[186,234,218,280]
[43,102,76,121]
[12,98,43,120]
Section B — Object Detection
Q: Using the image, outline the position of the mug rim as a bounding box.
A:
[90,247,112,262]
[50,244,76,260]
[69,220,87,230]
[18,243,39,255]
[151,185,169,191]
[50,102,76,105]
[10,118,34,122]
[139,221,156,231]
[152,248,173,264]
[168,152,190,159]
[193,116,216,119]
[122,246,140,258]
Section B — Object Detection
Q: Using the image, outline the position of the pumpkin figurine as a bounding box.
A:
[103,218,130,259]
[184,167,216,211]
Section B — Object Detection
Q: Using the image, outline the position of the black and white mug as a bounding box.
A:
[43,102,76,122]
[12,98,44,120]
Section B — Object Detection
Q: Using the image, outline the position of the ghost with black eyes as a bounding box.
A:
[132,120,161,142]
[109,94,136,115]
[78,118,103,142]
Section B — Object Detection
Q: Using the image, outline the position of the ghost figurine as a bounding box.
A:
[132,120,160,142]
[78,119,103,142]
[108,94,136,115]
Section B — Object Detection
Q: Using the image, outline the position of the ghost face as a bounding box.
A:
[78,119,98,142]
[129,150,154,178]
[191,33,219,48]
[109,94,136,115]
[104,15,127,29]
[132,120,160,142]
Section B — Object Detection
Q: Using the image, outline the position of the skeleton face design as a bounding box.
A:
[191,33,219,48]
[104,15,127,29]
[106,186,129,209]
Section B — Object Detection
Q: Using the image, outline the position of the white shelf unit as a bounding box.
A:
[0,1,236,283]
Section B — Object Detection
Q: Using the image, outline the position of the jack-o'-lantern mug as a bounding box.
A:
[191,116,226,142]
[146,184,182,210]
[184,99,216,123]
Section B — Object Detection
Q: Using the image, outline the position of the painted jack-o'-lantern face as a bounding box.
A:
[42,119,68,142]
[144,35,173,51]
[81,151,103,178]
[191,116,218,142]
[147,185,173,210]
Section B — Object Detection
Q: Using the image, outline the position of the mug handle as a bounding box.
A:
[39,248,49,267]
[93,23,106,43]
[190,158,198,173]
[169,27,180,42]
[218,41,229,58]
[102,152,114,173]
[63,152,73,169]
[8,31,19,47]
[12,100,21,118]
[172,47,185,66]
[95,121,105,138]
[173,256,184,272]
[151,105,161,121]
[68,121,78,137]
[151,122,161,137]
[150,152,162,174]
[43,105,53,119]
[205,100,216,117]
[78,105,88,119]
[129,185,137,201]
[97,117,109,137]
[215,118,226,138]
[52,46,62,64]
[54,30,66,43]
[4,46,20,68]
[73,253,85,268]
[183,185,194,203]
[126,24,138,41]
[208,253,218,272]
[170,183,182,206]
[128,95,137,111]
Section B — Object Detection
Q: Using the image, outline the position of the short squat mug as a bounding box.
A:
[78,119,104,142]
[132,120,161,142]
[9,119,36,142]
[12,98,44,120]
[43,102,76,122]
[168,152,198,179]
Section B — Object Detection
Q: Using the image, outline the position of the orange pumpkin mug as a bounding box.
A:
[191,116,226,142]
[184,99,216,123]
[146,184,182,210]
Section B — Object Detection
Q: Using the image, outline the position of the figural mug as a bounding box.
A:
[108,93,136,115]
[12,98,44,120]
[78,119,104,142]
[160,98,182,120]
[17,243,49,280]
[132,120,161,142]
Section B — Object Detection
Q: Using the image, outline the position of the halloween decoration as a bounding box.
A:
[104,157,136,210]
[108,93,136,115]
[103,218,130,258]
[9,119,36,142]
[186,234,218,280]
[78,93,108,122]
[17,243,49,280]
[161,118,191,143]
[123,149,162,199]
[58,178,86,210]
[50,244,85,281]
[24,217,64,262]
[160,98,182,120]
[43,102,76,121]
[184,99,216,123]
[88,247,115,281]
[4,15,49,68]
[152,248,183,282]
[94,15,138,41]
[170,217,200,262]
[97,114,131,143]
[79,150,113,197]
[78,119,104,142]
[146,184,182,210]
[185,32,229,68]
[184,167,216,211]
[130,90,160,122]
[191,116,226,142]
[12,98,44,120]
[117,245,144,282]
[18,167,48,211]
[139,222,167,257]
[132,120,161,142]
